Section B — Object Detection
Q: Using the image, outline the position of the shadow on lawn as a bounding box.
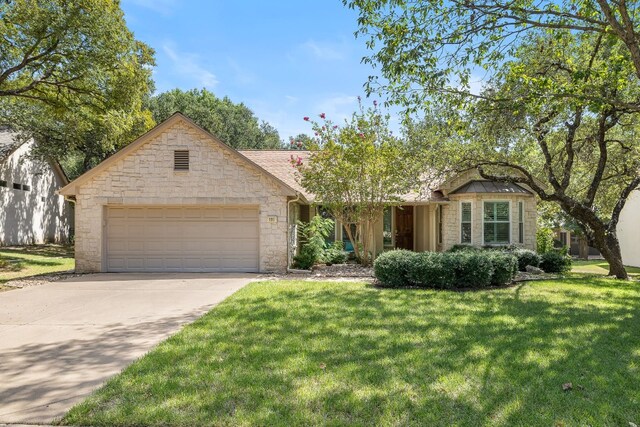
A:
[64,279,640,426]
[0,245,74,258]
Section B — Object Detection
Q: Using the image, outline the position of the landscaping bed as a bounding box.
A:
[62,278,640,426]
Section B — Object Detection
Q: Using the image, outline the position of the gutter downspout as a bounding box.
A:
[286,193,301,271]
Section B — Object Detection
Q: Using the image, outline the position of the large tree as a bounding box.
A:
[0,0,155,177]
[0,0,153,109]
[146,88,283,149]
[347,0,640,279]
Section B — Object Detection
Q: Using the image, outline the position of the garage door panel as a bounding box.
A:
[106,206,260,272]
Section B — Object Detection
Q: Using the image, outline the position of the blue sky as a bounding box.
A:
[121,0,385,141]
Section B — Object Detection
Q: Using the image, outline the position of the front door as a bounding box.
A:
[395,206,414,250]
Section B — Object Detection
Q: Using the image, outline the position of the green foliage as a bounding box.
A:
[488,252,519,286]
[375,250,517,288]
[536,227,555,254]
[373,250,416,287]
[322,242,348,265]
[292,246,318,270]
[146,88,282,149]
[406,252,456,289]
[540,251,573,274]
[512,249,541,272]
[347,0,640,278]
[451,251,494,288]
[0,0,156,176]
[292,216,336,270]
[296,100,418,265]
[0,0,154,108]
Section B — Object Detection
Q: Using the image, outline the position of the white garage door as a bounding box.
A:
[105,206,259,272]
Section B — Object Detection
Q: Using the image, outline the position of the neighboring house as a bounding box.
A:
[553,228,601,258]
[60,113,537,273]
[618,189,640,267]
[0,128,73,245]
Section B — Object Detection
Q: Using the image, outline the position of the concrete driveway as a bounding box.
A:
[0,273,254,424]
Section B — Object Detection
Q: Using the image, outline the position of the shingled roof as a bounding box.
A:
[238,150,313,201]
[238,150,448,204]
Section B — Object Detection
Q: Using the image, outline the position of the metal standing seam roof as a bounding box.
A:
[450,180,531,194]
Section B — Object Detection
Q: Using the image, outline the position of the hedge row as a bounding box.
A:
[374,250,518,289]
[449,244,542,272]
[448,244,571,273]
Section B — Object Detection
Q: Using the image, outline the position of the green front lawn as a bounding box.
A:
[63,279,640,426]
[0,245,75,285]
[572,259,640,277]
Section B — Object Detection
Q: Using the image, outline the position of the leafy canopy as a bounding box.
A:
[296,101,416,264]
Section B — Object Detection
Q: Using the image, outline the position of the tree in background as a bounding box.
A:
[0,0,156,177]
[287,133,314,150]
[295,101,415,265]
[146,88,282,149]
[347,0,640,278]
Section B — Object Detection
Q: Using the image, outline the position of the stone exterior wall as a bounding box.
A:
[442,194,537,251]
[0,140,72,245]
[73,119,290,273]
[618,189,640,267]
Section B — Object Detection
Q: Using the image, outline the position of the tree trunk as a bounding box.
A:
[592,229,628,279]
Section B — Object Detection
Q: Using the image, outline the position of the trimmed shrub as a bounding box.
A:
[512,248,541,272]
[407,252,456,289]
[374,250,417,287]
[453,251,494,288]
[488,252,518,285]
[323,241,349,265]
[293,245,319,270]
[540,250,572,273]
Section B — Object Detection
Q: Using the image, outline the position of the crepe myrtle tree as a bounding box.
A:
[292,100,416,265]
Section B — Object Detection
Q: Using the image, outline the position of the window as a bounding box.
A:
[484,201,510,245]
[383,207,393,248]
[460,202,472,244]
[174,150,189,170]
[22,184,30,192]
[12,183,21,190]
[518,201,524,244]
[0,180,6,187]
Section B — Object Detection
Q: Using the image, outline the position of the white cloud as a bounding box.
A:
[301,40,347,61]
[124,0,177,15]
[162,42,219,89]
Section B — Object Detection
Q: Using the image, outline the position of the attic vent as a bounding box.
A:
[174,150,189,171]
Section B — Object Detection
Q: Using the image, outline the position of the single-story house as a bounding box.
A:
[59,113,537,273]
[0,128,73,245]
[618,189,640,267]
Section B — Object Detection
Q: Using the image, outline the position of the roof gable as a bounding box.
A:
[59,113,302,198]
